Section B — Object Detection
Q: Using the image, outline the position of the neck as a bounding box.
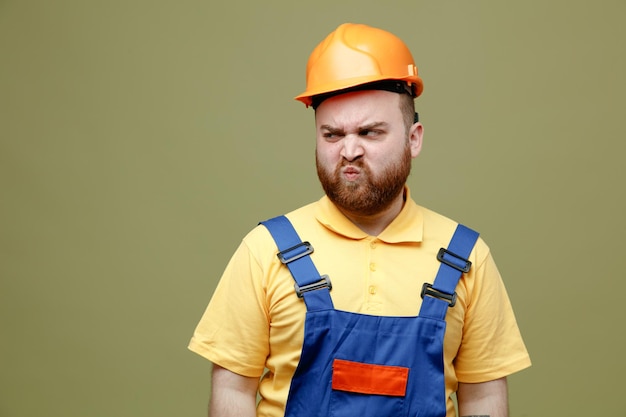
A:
[338,191,406,236]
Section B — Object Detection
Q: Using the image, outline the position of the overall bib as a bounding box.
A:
[261,216,478,417]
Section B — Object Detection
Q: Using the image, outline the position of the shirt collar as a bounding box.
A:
[314,187,424,243]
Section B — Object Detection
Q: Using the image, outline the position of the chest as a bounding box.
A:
[265,239,468,356]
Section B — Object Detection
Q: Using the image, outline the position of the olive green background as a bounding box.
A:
[1,1,624,416]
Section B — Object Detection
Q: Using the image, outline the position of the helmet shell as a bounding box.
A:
[295,23,424,107]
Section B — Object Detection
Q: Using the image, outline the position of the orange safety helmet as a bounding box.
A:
[295,23,424,108]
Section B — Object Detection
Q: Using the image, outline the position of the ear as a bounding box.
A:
[409,122,424,158]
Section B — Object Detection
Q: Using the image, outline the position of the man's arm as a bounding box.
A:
[457,377,508,417]
[209,363,258,417]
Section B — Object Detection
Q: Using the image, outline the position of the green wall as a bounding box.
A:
[1,1,625,416]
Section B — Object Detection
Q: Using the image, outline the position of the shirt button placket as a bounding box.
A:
[367,238,379,305]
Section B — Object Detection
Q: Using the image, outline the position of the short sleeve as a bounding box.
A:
[188,239,270,378]
[454,252,531,382]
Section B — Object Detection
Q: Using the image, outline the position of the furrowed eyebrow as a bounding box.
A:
[320,121,388,133]
[320,125,345,135]
[358,121,388,131]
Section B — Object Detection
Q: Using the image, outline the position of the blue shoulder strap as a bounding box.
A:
[260,215,334,311]
[418,224,479,320]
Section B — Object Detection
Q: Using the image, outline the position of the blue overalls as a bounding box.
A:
[261,215,479,417]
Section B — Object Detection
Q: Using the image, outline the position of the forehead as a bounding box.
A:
[315,90,403,128]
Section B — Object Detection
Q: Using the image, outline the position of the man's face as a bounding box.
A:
[315,90,423,216]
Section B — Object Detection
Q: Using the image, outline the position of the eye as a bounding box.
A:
[359,129,381,138]
[322,131,343,141]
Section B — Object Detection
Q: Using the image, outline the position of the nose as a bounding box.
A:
[340,135,364,162]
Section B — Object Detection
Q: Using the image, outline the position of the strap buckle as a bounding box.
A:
[295,275,332,298]
[421,283,457,307]
[437,247,472,273]
[277,241,314,264]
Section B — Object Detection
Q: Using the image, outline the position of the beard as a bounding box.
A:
[316,142,412,216]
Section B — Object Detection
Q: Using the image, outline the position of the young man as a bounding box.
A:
[189,23,531,417]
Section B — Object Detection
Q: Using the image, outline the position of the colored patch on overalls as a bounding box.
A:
[331,358,409,397]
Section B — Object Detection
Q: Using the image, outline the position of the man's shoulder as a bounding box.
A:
[419,205,461,229]
[244,200,321,245]
[414,202,477,233]
[410,201,491,259]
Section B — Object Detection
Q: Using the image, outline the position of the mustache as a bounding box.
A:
[339,158,366,169]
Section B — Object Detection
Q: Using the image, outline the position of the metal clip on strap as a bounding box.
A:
[421,283,457,307]
[295,275,332,298]
[277,241,314,264]
[261,215,334,311]
[437,248,472,273]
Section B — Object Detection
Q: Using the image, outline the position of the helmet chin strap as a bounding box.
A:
[414,112,419,123]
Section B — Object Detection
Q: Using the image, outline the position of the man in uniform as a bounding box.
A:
[189,23,531,417]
